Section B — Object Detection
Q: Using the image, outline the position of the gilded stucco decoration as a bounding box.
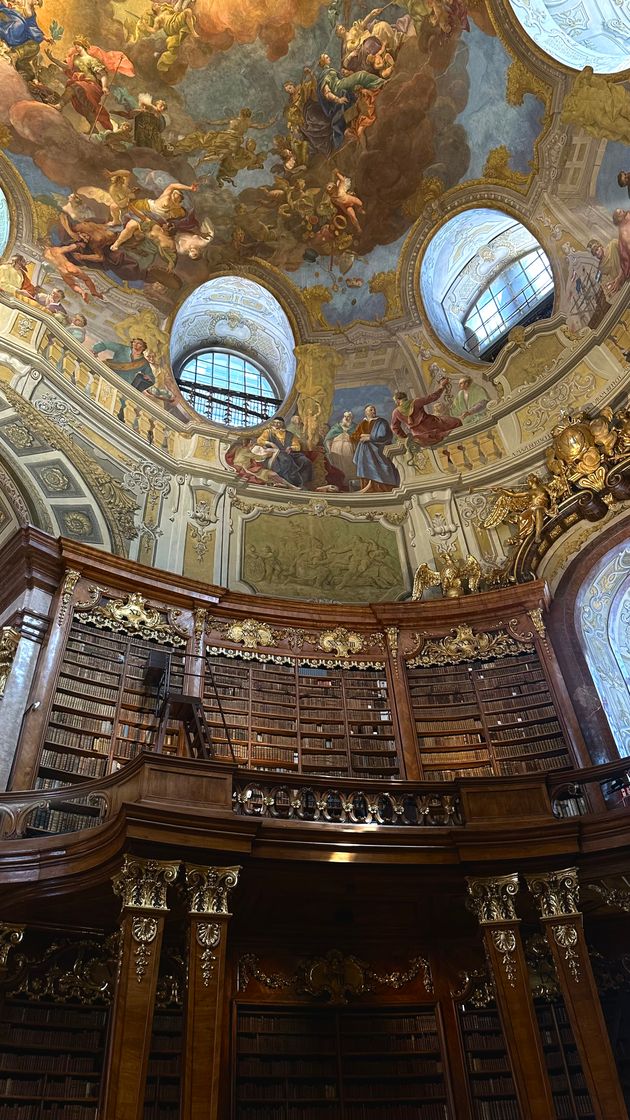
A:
[412,546,482,599]
[407,625,527,667]
[181,865,241,916]
[80,593,188,647]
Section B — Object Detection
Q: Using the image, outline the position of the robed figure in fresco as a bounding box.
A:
[391,383,461,446]
[351,405,400,492]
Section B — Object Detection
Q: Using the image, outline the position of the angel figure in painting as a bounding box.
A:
[482,473,566,545]
[411,545,482,600]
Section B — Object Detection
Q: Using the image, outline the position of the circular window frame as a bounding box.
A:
[414,201,559,366]
[174,344,285,431]
[492,0,630,77]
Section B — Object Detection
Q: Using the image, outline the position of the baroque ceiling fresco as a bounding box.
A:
[0,0,629,602]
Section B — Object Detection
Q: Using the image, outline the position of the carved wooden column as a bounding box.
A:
[466,873,555,1120]
[180,864,241,1120]
[526,867,628,1119]
[102,856,179,1120]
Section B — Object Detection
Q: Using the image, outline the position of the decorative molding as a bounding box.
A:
[385,626,399,676]
[213,617,277,649]
[492,929,518,987]
[453,967,495,1008]
[81,593,187,647]
[528,607,546,639]
[407,625,525,667]
[57,569,81,626]
[131,915,158,982]
[227,488,411,526]
[525,867,580,918]
[0,627,20,697]
[196,922,221,987]
[233,781,462,827]
[0,923,24,969]
[193,607,207,653]
[466,874,520,924]
[112,856,179,912]
[238,949,432,1003]
[6,934,117,1004]
[181,865,241,916]
[1,384,138,554]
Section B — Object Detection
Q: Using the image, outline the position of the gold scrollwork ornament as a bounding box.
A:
[318,628,365,657]
[409,625,522,667]
[466,874,520,924]
[131,916,158,982]
[84,593,186,647]
[0,627,20,697]
[112,856,179,911]
[553,924,581,983]
[57,569,81,626]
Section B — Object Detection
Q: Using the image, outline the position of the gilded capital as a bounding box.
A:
[112,856,179,911]
[466,873,520,924]
[0,923,24,969]
[182,865,241,916]
[525,867,580,918]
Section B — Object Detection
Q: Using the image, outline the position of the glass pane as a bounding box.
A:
[177,351,280,428]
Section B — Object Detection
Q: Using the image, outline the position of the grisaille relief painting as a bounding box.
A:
[0,0,629,599]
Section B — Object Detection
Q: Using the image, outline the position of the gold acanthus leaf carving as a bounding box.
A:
[131,916,158,982]
[0,924,24,970]
[525,868,580,918]
[182,865,241,916]
[466,874,520,924]
[225,619,276,649]
[57,569,81,626]
[0,627,20,698]
[82,593,187,647]
[318,627,364,657]
[112,856,179,911]
[407,625,523,667]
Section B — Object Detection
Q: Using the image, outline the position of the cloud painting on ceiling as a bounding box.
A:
[0,0,546,334]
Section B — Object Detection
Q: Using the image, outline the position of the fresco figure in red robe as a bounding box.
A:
[391,382,461,447]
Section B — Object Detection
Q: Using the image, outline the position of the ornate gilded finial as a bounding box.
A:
[0,628,20,697]
[0,923,25,969]
[412,545,482,600]
[525,868,579,918]
[466,873,520,924]
[112,856,179,911]
[181,865,241,915]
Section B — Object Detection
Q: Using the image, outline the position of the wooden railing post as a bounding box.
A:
[526,867,629,1119]
[180,864,241,1120]
[466,873,556,1120]
[101,856,179,1120]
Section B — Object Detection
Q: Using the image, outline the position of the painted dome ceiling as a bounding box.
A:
[0,0,629,602]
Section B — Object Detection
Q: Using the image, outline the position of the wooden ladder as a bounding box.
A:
[155,694,213,761]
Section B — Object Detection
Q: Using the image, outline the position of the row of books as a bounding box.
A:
[0,1057,96,1075]
[424,767,493,781]
[57,676,118,703]
[489,722,562,742]
[421,750,490,765]
[237,1082,337,1101]
[419,734,484,749]
[28,808,100,834]
[552,1094,593,1118]
[0,1110,96,1120]
[0,1027,102,1048]
[492,740,565,760]
[0,1078,97,1098]
[49,694,115,719]
[470,1078,515,1096]
[48,712,113,735]
[40,750,107,778]
[498,755,568,775]
[475,1102,519,1120]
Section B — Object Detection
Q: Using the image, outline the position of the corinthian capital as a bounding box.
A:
[182,865,241,915]
[525,867,580,918]
[466,873,520,924]
[112,856,179,911]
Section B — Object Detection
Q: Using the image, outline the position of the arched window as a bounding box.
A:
[0,186,10,259]
[420,209,555,363]
[176,349,282,427]
[506,0,630,73]
[170,276,296,428]
[575,544,630,755]
[462,247,554,360]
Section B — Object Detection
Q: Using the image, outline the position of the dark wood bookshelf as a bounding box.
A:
[143,1008,181,1120]
[457,1003,520,1120]
[0,998,108,1119]
[601,992,630,1113]
[205,655,400,780]
[234,1006,449,1120]
[35,618,186,800]
[534,1001,594,1119]
[407,652,573,781]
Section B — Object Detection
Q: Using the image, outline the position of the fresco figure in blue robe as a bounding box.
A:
[93,337,156,392]
[0,0,46,79]
[302,52,383,155]
[351,404,400,493]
